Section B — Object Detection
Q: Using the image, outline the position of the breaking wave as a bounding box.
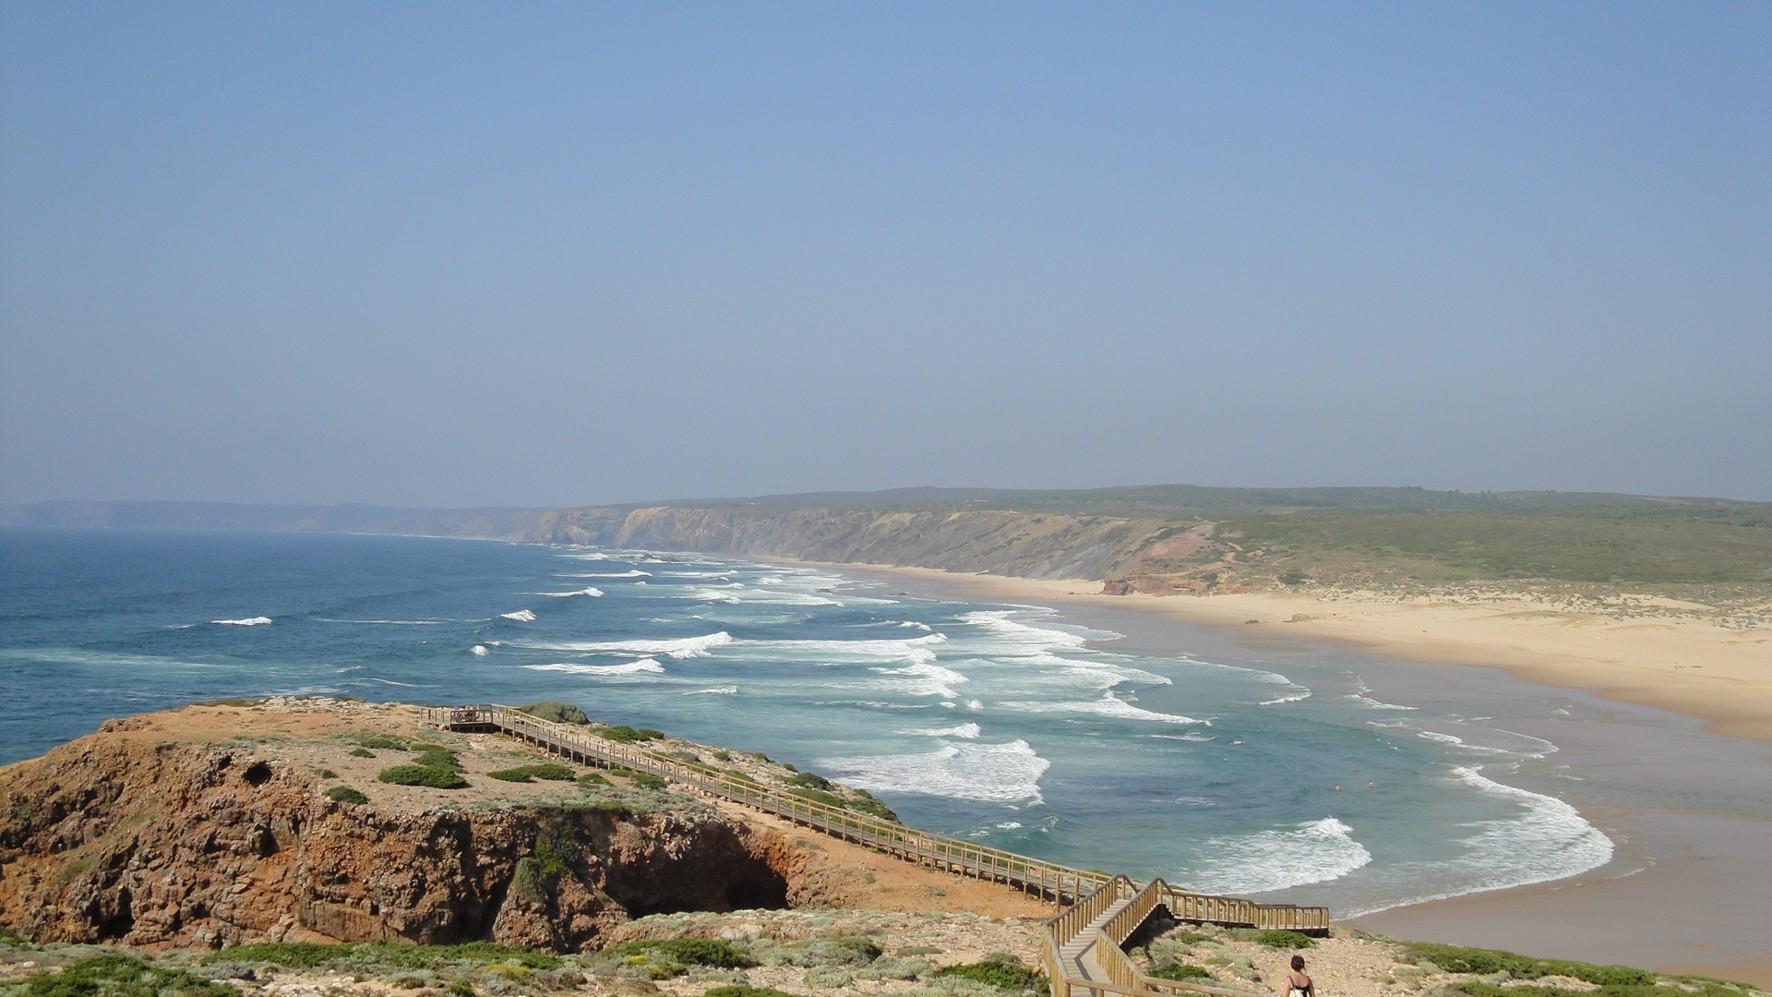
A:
[211,616,273,627]
[524,658,665,676]
[1186,817,1373,894]
[513,631,733,659]
[820,739,1050,803]
[499,610,537,623]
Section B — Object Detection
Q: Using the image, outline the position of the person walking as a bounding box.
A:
[1280,954,1314,997]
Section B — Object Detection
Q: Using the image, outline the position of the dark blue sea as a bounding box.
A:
[0,527,1614,915]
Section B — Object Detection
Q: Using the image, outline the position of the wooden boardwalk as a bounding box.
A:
[428,705,1329,997]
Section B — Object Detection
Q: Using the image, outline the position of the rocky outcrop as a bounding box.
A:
[0,726,798,951]
[527,505,1168,581]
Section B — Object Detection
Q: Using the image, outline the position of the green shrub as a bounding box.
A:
[519,701,590,725]
[806,936,882,965]
[623,770,667,790]
[1151,963,1214,981]
[788,786,845,808]
[576,772,610,788]
[348,747,375,758]
[317,768,338,779]
[788,771,833,790]
[353,733,411,750]
[487,762,578,783]
[324,786,369,805]
[930,957,1043,991]
[847,790,899,822]
[703,988,796,997]
[596,725,665,743]
[205,941,559,971]
[11,954,237,996]
[510,856,550,903]
[377,764,468,789]
[1280,569,1309,586]
[1403,943,1655,987]
[1253,929,1317,949]
[711,750,731,762]
[409,744,463,770]
[603,938,755,969]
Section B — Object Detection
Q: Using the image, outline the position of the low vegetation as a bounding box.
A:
[519,701,591,725]
[376,743,468,789]
[323,786,368,805]
[596,724,665,744]
[1252,929,1317,950]
[930,955,1045,992]
[486,762,578,783]
[7,954,238,996]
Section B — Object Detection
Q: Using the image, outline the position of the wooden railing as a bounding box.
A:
[426,704,1330,996]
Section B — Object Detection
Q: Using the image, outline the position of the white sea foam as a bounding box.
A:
[1415,730,1515,756]
[739,633,949,664]
[315,618,450,625]
[998,692,1199,725]
[821,739,1050,803]
[684,685,738,695]
[525,658,665,676]
[660,571,734,579]
[0,648,230,670]
[995,821,1023,830]
[556,570,651,578]
[1150,732,1215,742]
[965,699,983,711]
[904,722,982,739]
[1345,766,1614,916]
[555,551,611,560]
[1187,817,1373,894]
[896,620,934,631]
[1260,685,1313,706]
[211,616,273,626]
[361,677,427,687]
[533,587,604,598]
[858,661,969,698]
[513,631,733,659]
[500,610,537,623]
[470,644,490,657]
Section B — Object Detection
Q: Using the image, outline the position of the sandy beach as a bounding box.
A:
[784,562,1772,745]
[780,559,1772,986]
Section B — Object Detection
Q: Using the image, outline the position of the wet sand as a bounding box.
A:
[783,559,1772,986]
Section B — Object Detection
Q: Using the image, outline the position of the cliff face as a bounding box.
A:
[0,721,797,951]
[527,505,1166,581]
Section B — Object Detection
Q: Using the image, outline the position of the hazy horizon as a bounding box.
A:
[4,4,1769,506]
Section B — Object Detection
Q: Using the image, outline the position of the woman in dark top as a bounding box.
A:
[1281,954,1314,997]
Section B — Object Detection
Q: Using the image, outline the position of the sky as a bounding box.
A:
[2,3,1768,507]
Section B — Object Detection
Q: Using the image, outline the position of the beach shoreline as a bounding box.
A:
[777,557,1772,986]
[776,560,1772,745]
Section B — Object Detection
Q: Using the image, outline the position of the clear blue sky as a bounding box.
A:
[3,2,1768,506]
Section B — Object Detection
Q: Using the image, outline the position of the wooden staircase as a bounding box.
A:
[428,705,1327,997]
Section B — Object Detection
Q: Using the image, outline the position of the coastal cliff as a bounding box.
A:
[525,504,1169,582]
[0,701,874,951]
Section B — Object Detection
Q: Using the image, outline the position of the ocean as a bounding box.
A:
[0,526,1614,916]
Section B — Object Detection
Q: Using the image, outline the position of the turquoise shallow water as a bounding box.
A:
[0,527,1614,914]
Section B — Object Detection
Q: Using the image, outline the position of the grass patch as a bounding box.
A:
[377,743,467,789]
[486,762,578,783]
[519,701,590,725]
[576,772,610,788]
[348,747,375,758]
[377,764,468,789]
[787,771,834,790]
[14,954,238,996]
[352,733,412,750]
[703,988,796,997]
[1403,943,1657,987]
[1253,929,1317,949]
[1151,963,1214,981]
[610,768,666,790]
[603,938,755,968]
[595,724,665,743]
[206,941,560,971]
[324,786,369,805]
[931,956,1044,991]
